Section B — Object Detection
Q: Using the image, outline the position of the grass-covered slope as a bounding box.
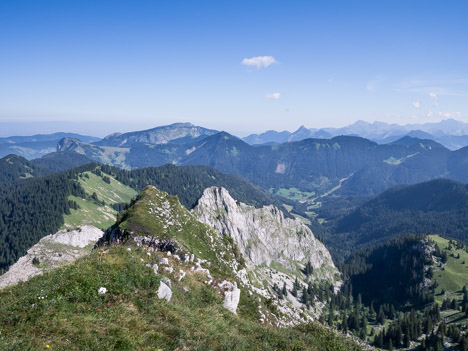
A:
[63,170,137,229]
[0,186,363,351]
[0,246,362,351]
[100,185,242,278]
[430,235,468,304]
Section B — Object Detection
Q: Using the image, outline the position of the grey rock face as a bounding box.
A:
[193,187,337,278]
[192,187,341,322]
[0,225,104,289]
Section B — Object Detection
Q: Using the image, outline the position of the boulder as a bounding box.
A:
[220,280,240,314]
[157,281,172,301]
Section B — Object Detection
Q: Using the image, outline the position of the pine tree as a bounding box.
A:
[301,287,308,304]
[327,310,334,326]
[377,306,386,325]
[369,301,376,319]
[305,260,313,276]
[341,313,348,333]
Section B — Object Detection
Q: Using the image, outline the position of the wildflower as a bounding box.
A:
[98,287,107,295]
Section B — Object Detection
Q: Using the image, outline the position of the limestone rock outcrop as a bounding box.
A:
[193,187,338,280]
[0,225,103,289]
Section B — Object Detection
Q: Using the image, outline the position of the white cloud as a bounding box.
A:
[265,92,281,100]
[412,101,420,109]
[429,92,439,106]
[242,56,278,69]
[438,111,461,119]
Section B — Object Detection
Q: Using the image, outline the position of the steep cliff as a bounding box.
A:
[193,186,341,318]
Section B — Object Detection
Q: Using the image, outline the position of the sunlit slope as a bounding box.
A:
[63,170,137,229]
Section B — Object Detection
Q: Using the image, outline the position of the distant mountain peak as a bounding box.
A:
[294,125,308,132]
[94,123,219,148]
[103,132,122,139]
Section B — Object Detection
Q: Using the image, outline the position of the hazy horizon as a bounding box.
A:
[0,117,467,139]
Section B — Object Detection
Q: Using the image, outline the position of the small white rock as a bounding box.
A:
[164,266,174,273]
[98,287,107,295]
[157,282,172,301]
[223,283,241,314]
[178,270,186,281]
[160,257,169,265]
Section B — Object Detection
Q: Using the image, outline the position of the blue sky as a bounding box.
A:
[1,0,468,137]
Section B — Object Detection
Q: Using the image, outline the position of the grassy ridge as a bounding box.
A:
[0,246,363,351]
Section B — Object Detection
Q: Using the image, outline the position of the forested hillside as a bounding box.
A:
[31,151,95,172]
[102,164,288,211]
[0,163,289,273]
[0,164,94,273]
[0,154,50,183]
[322,234,468,350]
[319,179,468,257]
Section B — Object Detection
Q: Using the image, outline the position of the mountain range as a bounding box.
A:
[243,119,468,150]
[4,118,468,162]
[56,126,468,199]
[0,132,100,159]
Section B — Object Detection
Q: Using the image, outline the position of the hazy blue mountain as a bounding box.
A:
[93,122,218,147]
[242,129,292,144]
[243,125,320,144]
[243,119,468,150]
[0,133,100,159]
[0,132,100,145]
